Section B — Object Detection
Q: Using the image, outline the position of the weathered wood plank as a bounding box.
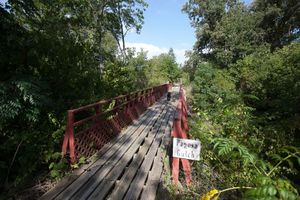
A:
[139,89,179,200]
[40,101,164,200]
[140,149,163,200]
[87,106,170,200]
[107,103,175,200]
[53,102,167,200]
[122,88,179,200]
[40,87,180,200]
[122,103,177,200]
[68,103,167,200]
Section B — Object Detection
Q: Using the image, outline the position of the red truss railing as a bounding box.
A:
[62,84,169,163]
[171,85,193,186]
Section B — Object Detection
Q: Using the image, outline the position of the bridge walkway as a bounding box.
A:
[40,86,179,200]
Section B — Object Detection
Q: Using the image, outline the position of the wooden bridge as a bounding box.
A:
[40,84,191,200]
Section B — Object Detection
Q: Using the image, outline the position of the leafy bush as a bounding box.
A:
[184,44,300,199]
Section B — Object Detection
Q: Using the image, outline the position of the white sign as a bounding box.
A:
[173,138,201,161]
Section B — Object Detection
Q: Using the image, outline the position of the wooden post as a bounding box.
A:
[61,110,75,163]
[171,86,193,186]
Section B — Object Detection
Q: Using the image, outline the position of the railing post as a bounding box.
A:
[146,89,151,107]
[135,92,141,116]
[62,110,75,163]
[171,118,181,185]
[142,90,147,110]
[150,88,154,105]
[95,104,102,123]
[171,85,192,186]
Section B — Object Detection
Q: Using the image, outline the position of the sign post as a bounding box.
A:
[173,138,201,161]
[171,85,195,186]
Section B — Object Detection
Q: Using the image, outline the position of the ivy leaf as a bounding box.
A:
[49,162,54,170]
[267,185,277,196]
[50,169,60,178]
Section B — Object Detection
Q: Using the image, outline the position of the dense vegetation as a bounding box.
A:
[1,0,300,199]
[0,0,181,198]
[180,0,300,199]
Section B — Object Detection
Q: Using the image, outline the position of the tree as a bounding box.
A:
[126,49,149,89]
[210,4,264,66]
[165,48,181,82]
[145,49,181,86]
[183,0,300,67]
[182,0,300,199]
[252,0,300,49]
[183,0,264,67]
[182,0,237,54]
[111,0,148,56]
[0,0,149,194]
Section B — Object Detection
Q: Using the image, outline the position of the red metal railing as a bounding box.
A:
[62,84,169,163]
[171,85,193,185]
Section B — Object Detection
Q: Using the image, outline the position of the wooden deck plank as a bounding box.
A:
[40,86,181,200]
[53,101,167,200]
[68,103,167,200]
[143,88,180,200]
[87,106,170,200]
[40,99,165,200]
[123,88,179,200]
[122,101,178,200]
[140,97,178,200]
[107,102,176,200]
[140,149,163,200]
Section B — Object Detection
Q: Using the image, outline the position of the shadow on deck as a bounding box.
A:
[40,87,179,200]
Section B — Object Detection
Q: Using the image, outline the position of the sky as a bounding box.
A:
[126,0,194,64]
[126,0,252,64]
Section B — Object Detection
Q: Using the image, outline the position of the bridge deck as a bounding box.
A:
[41,86,179,200]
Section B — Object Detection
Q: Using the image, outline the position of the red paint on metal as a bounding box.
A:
[171,85,193,186]
[61,84,169,163]
[181,158,192,185]
[172,157,180,185]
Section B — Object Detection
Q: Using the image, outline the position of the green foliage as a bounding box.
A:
[252,0,300,48]
[234,43,300,116]
[192,63,237,109]
[230,43,300,156]
[101,60,136,96]
[211,3,264,66]
[213,138,256,166]
[183,0,261,67]
[186,53,300,197]
[144,48,182,86]
[0,0,175,197]
[0,77,49,126]
[185,46,300,198]
[183,0,300,67]
[47,152,68,179]
[182,0,300,199]
[188,115,300,199]
[0,0,182,197]
[245,176,299,200]
[213,137,300,176]
[126,49,149,89]
[191,63,255,139]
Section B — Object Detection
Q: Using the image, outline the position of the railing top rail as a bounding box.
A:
[69,84,168,114]
[71,96,143,127]
[62,83,170,163]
